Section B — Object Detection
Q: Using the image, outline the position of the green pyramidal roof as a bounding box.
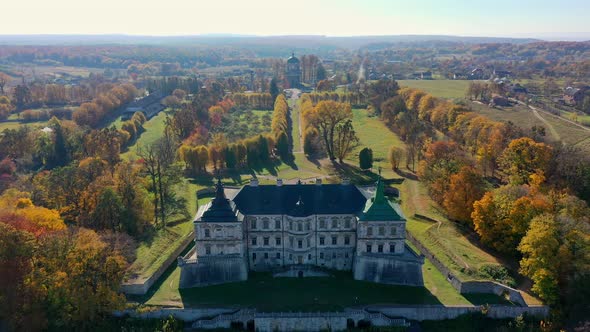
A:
[359,176,404,222]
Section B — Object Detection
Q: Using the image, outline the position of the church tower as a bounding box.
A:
[285,52,301,88]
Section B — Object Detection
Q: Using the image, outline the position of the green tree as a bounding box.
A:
[359,147,373,170]
[91,188,126,231]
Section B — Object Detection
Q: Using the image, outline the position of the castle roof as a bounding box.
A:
[232,182,367,217]
[359,176,404,222]
[198,179,239,222]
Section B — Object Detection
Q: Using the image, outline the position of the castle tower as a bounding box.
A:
[353,176,424,286]
[179,179,248,288]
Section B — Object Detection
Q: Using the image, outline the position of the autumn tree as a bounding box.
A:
[388,146,403,171]
[443,166,487,225]
[0,72,10,95]
[499,137,553,185]
[307,100,353,160]
[418,141,467,204]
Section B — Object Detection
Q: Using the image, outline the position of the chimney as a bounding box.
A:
[276,178,283,186]
[250,177,259,187]
[315,178,322,186]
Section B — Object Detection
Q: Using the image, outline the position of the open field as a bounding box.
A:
[121,110,170,160]
[397,80,473,99]
[469,102,590,151]
[143,266,510,311]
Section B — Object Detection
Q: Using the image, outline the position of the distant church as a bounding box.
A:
[178,177,424,288]
[285,52,301,88]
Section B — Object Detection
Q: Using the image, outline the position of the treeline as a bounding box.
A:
[20,107,73,122]
[178,134,276,174]
[72,83,137,128]
[377,83,589,321]
[271,94,290,160]
[231,92,274,110]
[303,91,367,108]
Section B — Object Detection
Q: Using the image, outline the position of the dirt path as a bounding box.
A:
[528,104,561,141]
[287,88,303,153]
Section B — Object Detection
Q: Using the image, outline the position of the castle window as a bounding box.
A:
[379,226,385,236]
[289,237,294,247]
[251,237,257,246]
[332,253,336,259]
[306,238,310,247]
[290,221,293,230]
[289,254,293,260]
[275,220,281,229]
[205,245,211,255]
[263,237,269,246]
[252,220,257,229]
[276,252,281,259]
[264,252,268,259]
[297,223,303,232]
[306,222,310,231]
[332,219,338,228]
[344,236,350,245]
[319,237,325,245]
[378,244,384,253]
[276,237,281,246]
[332,236,337,245]
[345,219,351,229]
[298,240,303,249]
[252,253,257,261]
[204,229,210,238]
[308,254,312,260]
[391,227,398,235]
[367,227,373,236]
[263,219,269,229]
[389,243,396,252]
[319,219,326,229]
[345,252,349,258]
[320,252,324,259]
[366,244,372,253]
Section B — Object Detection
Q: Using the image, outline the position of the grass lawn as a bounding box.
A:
[143,259,511,310]
[397,80,475,99]
[348,109,406,180]
[124,182,212,282]
[121,110,170,160]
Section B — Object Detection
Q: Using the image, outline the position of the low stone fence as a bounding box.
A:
[118,305,547,331]
[370,305,549,321]
[405,230,528,306]
[121,231,194,295]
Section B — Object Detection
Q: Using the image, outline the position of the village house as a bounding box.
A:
[122,92,165,120]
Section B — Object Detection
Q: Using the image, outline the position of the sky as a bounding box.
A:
[3,0,590,39]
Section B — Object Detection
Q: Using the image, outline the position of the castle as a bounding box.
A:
[178,177,424,288]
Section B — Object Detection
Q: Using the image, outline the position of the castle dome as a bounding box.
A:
[287,52,299,63]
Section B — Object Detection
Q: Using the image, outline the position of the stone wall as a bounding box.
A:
[179,255,248,288]
[120,231,194,295]
[371,305,549,321]
[120,306,548,331]
[353,251,424,287]
[405,231,528,306]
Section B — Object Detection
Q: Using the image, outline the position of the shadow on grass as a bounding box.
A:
[178,271,443,311]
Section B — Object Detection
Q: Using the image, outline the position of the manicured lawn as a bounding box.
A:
[144,261,510,310]
[348,109,406,180]
[397,80,474,99]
